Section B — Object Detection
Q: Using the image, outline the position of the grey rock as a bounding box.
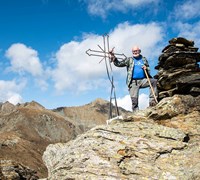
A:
[42,94,200,180]
[155,37,200,100]
[0,160,39,180]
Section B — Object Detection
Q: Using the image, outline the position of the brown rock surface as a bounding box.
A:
[0,99,127,178]
[43,95,200,179]
[0,101,76,178]
[155,37,200,100]
[53,98,130,132]
[0,160,38,180]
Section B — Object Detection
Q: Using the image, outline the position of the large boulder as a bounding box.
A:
[42,94,200,180]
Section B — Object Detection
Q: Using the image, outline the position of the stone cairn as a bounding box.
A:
[155,37,200,100]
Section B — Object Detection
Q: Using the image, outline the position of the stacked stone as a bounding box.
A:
[155,37,200,100]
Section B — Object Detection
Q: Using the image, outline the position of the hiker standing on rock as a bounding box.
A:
[110,46,158,112]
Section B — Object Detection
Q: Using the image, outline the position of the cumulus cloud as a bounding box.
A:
[6,43,43,76]
[7,93,23,105]
[50,22,163,109]
[0,80,26,105]
[109,22,164,61]
[5,43,49,90]
[51,35,108,92]
[138,93,149,109]
[116,94,132,111]
[116,93,149,111]
[82,0,159,18]
[174,0,200,20]
[175,21,200,47]
[2,22,163,110]
[51,22,164,94]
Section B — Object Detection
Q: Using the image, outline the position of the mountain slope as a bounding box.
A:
[53,98,131,132]
[0,101,77,178]
[0,98,130,178]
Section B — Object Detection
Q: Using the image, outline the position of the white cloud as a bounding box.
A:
[116,93,149,111]
[2,22,163,104]
[51,36,108,92]
[51,22,164,93]
[83,0,159,18]
[109,22,164,61]
[116,94,132,111]
[138,93,149,110]
[175,21,200,47]
[174,0,200,20]
[123,0,159,6]
[6,43,43,76]
[7,93,23,105]
[5,43,49,90]
[0,80,26,105]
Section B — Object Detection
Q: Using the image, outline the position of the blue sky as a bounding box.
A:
[0,0,200,110]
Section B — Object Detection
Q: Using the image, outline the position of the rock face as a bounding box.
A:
[43,94,200,179]
[0,101,77,178]
[155,37,200,100]
[0,99,128,178]
[0,160,38,180]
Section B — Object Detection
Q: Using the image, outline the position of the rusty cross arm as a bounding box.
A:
[86,48,126,60]
[85,34,122,119]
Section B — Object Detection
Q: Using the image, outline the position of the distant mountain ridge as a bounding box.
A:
[0,98,130,178]
[53,98,130,132]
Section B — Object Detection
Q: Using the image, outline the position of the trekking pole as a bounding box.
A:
[144,69,158,104]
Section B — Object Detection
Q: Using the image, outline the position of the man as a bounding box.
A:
[110,46,158,112]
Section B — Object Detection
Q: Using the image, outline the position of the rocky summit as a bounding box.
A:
[42,94,200,180]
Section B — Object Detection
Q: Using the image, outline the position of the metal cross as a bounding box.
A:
[86,34,126,119]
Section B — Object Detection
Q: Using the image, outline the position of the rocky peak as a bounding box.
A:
[42,94,200,180]
[42,37,200,180]
[17,100,45,110]
[53,98,131,133]
[91,98,109,105]
[0,101,16,114]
